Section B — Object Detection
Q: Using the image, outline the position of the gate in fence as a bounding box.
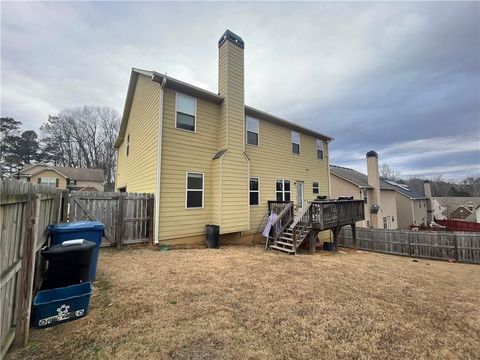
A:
[338,227,480,264]
[69,191,154,247]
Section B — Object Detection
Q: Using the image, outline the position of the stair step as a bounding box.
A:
[279,236,293,241]
[269,245,295,254]
[274,241,294,247]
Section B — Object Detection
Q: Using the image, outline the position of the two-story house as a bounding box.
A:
[115,30,334,246]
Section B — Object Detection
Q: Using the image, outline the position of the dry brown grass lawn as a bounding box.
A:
[8,246,480,360]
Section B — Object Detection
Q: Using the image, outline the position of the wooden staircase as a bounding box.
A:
[268,202,314,254]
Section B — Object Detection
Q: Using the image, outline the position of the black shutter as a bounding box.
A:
[37,178,41,184]
[56,178,59,187]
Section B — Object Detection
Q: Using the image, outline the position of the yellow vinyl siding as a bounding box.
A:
[158,88,220,241]
[116,74,159,193]
[246,119,330,235]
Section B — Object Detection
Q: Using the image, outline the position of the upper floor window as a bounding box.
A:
[313,182,319,194]
[249,177,259,206]
[276,179,291,202]
[316,139,324,160]
[246,116,259,146]
[176,93,196,132]
[186,172,203,208]
[291,131,300,154]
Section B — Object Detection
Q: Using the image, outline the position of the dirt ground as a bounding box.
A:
[7,246,480,360]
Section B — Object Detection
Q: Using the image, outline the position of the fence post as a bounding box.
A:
[407,232,412,257]
[454,234,459,262]
[15,193,40,347]
[61,190,69,222]
[147,195,154,244]
[352,224,357,250]
[115,194,125,249]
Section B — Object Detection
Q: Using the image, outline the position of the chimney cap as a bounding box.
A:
[366,151,378,158]
[219,30,244,49]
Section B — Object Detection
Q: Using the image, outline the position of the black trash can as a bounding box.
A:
[205,225,220,248]
[41,240,96,289]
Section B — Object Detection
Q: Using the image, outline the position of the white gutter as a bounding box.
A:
[154,76,167,244]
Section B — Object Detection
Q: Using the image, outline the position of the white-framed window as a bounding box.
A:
[39,177,57,187]
[383,216,388,229]
[275,179,291,202]
[291,131,300,154]
[249,177,259,206]
[186,172,204,208]
[246,116,259,146]
[313,182,319,194]
[316,139,324,160]
[176,93,196,132]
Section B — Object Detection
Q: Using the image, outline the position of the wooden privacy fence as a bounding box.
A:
[69,191,154,247]
[1,180,154,358]
[338,227,480,264]
[1,179,66,358]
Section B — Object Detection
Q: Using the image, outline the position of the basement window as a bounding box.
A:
[291,131,300,154]
[186,172,203,208]
[276,179,291,202]
[313,182,319,194]
[246,116,259,146]
[316,139,324,160]
[176,93,196,132]
[249,177,259,206]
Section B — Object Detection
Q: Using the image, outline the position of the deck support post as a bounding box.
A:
[352,223,357,250]
[332,226,340,251]
[309,231,316,254]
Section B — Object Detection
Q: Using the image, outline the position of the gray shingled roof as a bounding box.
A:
[382,180,428,200]
[330,165,395,191]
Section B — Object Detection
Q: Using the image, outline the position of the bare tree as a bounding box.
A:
[379,163,401,181]
[41,106,120,190]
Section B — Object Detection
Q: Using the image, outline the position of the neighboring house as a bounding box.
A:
[330,152,398,229]
[385,180,428,229]
[115,30,333,246]
[18,163,104,191]
[433,197,480,223]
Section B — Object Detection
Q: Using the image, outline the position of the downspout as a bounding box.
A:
[154,76,167,244]
[326,139,332,198]
[410,199,415,226]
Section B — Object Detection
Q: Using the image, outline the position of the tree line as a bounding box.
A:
[0,105,120,190]
[379,163,480,197]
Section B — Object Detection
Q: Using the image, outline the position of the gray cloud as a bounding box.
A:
[1,1,479,181]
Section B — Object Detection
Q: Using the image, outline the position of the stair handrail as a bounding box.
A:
[290,202,313,252]
[270,202,294,246]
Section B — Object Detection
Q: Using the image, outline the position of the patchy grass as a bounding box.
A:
[7,246,480,360]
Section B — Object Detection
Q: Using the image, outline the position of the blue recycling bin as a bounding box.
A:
[33,282,92,328]
[48,221,105,281]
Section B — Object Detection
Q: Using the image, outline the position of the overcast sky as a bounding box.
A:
[2,1,479,181]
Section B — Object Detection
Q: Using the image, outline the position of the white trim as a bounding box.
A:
[295,181,304,208]
[175,92,197,133]
[185,172,204,209]
[316,139,324,160]
[249,176,260,206]
[312,181,320,194]
[154,78,166,244]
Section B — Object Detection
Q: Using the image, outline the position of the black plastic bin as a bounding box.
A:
[41,240,96,289]
[205,225,220,248]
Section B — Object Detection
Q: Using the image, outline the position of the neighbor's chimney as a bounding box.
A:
[218,30,245,152]
[424,180,433,223]
[366,151,381,228]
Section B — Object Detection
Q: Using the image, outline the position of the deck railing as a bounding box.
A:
[310,200,364,230]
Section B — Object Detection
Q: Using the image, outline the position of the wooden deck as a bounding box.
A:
[267,199,365,253]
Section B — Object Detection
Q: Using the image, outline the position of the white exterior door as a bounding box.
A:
[296,181,304,209]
